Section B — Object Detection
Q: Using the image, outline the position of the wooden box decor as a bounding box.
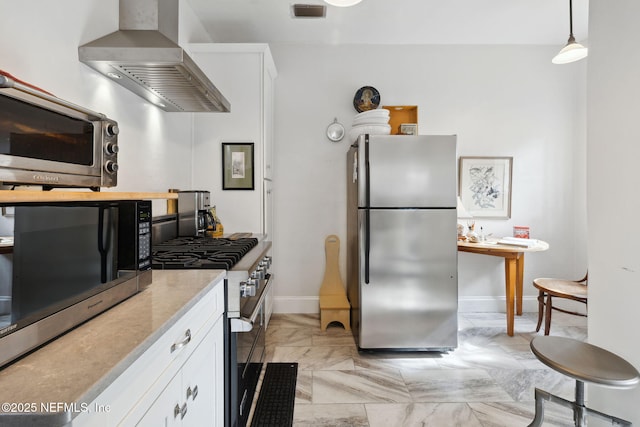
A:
[382,105,418,135]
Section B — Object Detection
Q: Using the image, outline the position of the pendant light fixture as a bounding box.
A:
[552,0,588,64]
[324,0,362,6]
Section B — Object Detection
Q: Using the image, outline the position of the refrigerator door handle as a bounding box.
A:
[364,208,370,284]
[364,134,370,208]
[364,135,370,284]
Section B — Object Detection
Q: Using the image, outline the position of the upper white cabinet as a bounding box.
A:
[188,44,277,238]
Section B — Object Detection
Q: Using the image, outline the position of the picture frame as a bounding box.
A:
[459,156,512,219]
[222,142,254,190]
[399,123,418,135]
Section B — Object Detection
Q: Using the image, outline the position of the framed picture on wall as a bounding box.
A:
[399,123,418,135]
[222,142,255,190]
[459,156,512,219]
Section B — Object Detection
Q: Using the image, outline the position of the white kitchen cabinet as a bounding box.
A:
[136,374,181,427]
[72,281,225,427]
[135,316,223,427]
[179,318,224,426]
[264,179,275,326]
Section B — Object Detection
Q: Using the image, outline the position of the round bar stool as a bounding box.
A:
[528,336,640,426]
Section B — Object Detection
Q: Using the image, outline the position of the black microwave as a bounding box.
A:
[0,200,152,368]
[0,75,119,189]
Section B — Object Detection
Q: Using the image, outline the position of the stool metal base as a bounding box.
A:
[528,380,632,427]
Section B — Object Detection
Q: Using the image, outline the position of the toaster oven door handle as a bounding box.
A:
[230,273,272,332]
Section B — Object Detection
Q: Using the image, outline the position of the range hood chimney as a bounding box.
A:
[78,0,230,113]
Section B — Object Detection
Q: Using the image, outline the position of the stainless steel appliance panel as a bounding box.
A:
[358,208,458,349]
[357,134,457,208]
[177,190,211,236]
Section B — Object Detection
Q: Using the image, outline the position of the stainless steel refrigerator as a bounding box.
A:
[346,134,458,351]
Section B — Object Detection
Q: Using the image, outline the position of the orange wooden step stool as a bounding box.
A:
[319,235,351,331]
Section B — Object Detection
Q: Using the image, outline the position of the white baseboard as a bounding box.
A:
[458,296,540,313]
[273,295,542,314]
[273,296,319,314]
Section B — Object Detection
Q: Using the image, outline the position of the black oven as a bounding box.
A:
[229,271,272,427]
[0,200,152,368]
[229,305,265,427]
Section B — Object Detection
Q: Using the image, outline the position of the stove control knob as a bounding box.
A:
[262,256,272,267]
[251,268,265,280]
[240,281,257,298]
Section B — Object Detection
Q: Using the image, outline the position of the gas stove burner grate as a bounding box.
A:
[152,237,259,270]
[152,253,201,268]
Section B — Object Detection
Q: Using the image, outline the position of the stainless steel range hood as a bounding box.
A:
[78,0,230,113]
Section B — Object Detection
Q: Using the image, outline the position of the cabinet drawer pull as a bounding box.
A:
[170,329,192,353]
[187,385,199,401]
[180,402,188,420]
[173,402,188,419]
[174,403,180,419]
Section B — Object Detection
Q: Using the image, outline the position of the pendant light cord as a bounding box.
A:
[568,0,575,41]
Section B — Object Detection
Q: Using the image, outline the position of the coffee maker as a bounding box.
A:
[177,190,214,236]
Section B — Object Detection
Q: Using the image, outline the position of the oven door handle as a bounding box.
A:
[230,273,273,332]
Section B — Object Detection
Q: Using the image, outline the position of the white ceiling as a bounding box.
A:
[185,0,589,45]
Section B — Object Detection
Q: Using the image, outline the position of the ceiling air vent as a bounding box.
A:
[292,4,327,18]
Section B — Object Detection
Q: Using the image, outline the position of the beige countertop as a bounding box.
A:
[0,269,225,424]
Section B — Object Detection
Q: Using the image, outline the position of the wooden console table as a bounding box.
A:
[458,239,549,336]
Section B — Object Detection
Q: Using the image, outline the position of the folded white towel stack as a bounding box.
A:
[348,109,391,142]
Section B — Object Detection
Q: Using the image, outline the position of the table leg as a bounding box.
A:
[516,254,525,316]
[504,258,517,336]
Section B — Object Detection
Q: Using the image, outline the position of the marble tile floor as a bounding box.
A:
[257,311,588,427]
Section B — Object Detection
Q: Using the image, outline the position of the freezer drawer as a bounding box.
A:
[357,208,458,350]
[356,134,457,208]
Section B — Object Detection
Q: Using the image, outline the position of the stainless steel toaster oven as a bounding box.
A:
[0,74,119,189]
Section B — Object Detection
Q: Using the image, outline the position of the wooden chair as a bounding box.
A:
[533,273,587,335]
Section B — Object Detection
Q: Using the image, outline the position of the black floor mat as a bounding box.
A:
[251,363,298,427]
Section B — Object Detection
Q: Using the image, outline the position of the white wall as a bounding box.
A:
[0,0,202,217]
[189,46,266,233]
[269,43,588,313]
[587,1,640,424]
